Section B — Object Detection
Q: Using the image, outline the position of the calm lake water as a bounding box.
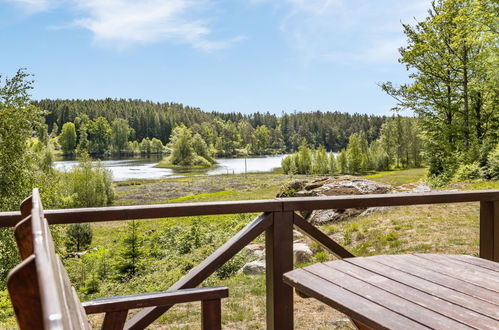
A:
[54,155,288,181]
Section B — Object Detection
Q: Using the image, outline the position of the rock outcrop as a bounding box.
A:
[277,176,392,224]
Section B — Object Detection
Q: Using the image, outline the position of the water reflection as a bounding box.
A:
[54,155,287,181]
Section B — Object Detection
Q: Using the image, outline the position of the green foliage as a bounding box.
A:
[36,99,386,156]
[312,145,329,175]
[382,0,498,179]
[252,125,270,155]
[338,150,348,174]
[167,125,214,167]
[118,221,143,278]
[453,162,483,181]
[66,153,114,207]
[88,117,112,155]
[65,223,93,252]
[111,118,131,154]
[346,133,364,174]
[0,69,43,210]
[296,140,312,174]
[59,122,77,155]
[216,253,245,280]
[486,144,499,179]
[0,69,45,286]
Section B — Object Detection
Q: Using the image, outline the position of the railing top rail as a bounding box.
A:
[0,190,497,227]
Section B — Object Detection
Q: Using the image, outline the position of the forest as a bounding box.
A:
[35,98,386,157]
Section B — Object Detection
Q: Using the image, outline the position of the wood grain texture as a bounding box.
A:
[284,268,427,329]
[372,255,499,306]
[325,260,498,328]
[1,190,498,227]
[480,201,499,262]
[6,256,43,330]
[102,311,128,330]
[202,299,222,330]
[83,287,228,314]
[266,211,294,330]
[14,216,33,260]
[284,254,499,330]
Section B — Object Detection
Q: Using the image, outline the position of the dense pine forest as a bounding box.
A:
[34,99,386,156]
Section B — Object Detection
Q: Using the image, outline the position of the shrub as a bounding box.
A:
[68,153,114,207]
[486,144,499,180]
[215,253,246,279]
[65,223,93,252]
[453,162,482,181]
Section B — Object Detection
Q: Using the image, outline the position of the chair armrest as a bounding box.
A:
[83,286,228,314]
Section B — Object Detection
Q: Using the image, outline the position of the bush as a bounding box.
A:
[486,144,499,180]
[281,155,293,174]
[65,223,93,252]
[453,162,482,181]
[68,153,114,207]
[215,253,246,279]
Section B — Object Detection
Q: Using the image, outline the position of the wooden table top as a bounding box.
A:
[283,254,499,329]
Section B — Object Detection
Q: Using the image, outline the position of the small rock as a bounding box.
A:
[293,230,304,239]
[244,243,265,258]
[240,260,266,275]
[293,243,313,264]
[360,206,392,216]
[331,317,352,328]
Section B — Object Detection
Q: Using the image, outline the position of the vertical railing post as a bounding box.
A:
[480,201,499,262]
[265,211,294,330]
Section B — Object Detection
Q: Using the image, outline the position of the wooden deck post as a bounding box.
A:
[480,201,499,262]
[265,211,294,330]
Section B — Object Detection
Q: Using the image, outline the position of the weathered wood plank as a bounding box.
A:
[202,299,222,330]
[281,190,499,211]
[480,201,499,262]
[124,213,272,330]
[345,257,499,318]
[327,260,499,328]
[292,213,354,259]
[84,287,228,314]
[417,254,499,278]
[448,254,499,272]
[14,216,33,260]
[6,255,43,330]
[102,311,128,330]
[304,263,472,329]
[266,211,294,330]
[413,254,499,290]
[1,190,498,227]
[372,255,499,305]
[0,199,282,227]
[283,268,429,330]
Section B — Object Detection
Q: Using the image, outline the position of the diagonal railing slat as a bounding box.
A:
[293,213,355,259]
[124,212,273,330]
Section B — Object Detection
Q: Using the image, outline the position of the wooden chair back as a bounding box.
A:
[7,188,91,330]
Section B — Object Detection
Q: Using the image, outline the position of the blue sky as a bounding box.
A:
[0,0,430,115]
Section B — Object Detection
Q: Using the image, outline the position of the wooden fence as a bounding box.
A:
[0,190,498,329]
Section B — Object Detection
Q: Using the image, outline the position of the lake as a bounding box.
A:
[53,155,288,181]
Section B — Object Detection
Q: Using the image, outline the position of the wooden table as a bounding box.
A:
[283,254,499,329]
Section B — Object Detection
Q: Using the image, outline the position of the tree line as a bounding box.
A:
[382,0,498,183]
[282,116,423,175]
[35,99,387,157]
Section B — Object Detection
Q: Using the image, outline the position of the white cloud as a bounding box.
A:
[2,0,243,51]
[275,0,431,65]
[72,0,243,51]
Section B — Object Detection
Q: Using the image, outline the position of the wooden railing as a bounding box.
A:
[1,190,498,329]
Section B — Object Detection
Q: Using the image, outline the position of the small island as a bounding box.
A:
[156,125,215,168]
